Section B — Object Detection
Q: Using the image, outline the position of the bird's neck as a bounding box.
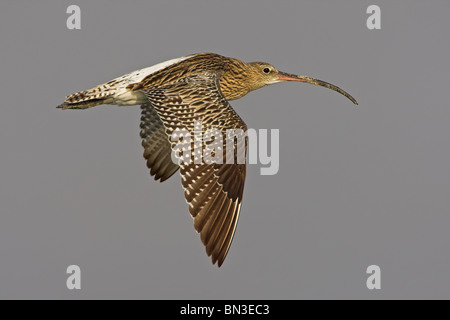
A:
[220,60,256,101]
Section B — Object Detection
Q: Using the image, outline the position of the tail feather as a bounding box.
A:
[57,84,116,109]
[57,98,110,110]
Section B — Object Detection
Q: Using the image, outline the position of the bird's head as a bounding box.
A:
[247,61,358,105]
[221,60,358,105]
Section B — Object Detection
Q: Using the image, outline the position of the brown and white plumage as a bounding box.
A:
[140,104,179,182]
[58,53,357,267]
[143,72,247,266]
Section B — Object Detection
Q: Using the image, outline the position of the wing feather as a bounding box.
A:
[140,103,179,182]
[143,72,247,266]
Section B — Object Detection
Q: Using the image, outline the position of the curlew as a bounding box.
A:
[58,53,357,267]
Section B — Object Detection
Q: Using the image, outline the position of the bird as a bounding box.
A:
[57,52,358,267]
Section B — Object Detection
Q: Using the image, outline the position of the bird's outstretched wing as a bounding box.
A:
[140,104,179,182]
[142,72,247,267]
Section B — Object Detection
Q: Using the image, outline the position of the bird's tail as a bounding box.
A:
[57,99,110,110]
[57,85,115,110]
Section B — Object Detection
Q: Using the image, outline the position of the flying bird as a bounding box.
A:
[58,53,358,267]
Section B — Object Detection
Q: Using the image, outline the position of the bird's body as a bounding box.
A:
[60,53,272,109]
[58,53,357,267]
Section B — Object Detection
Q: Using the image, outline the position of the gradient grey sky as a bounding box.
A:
[0,0,449,299]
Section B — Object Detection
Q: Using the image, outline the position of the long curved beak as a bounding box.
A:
[277,71,358,105]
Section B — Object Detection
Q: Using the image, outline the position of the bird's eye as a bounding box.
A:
[263,67,270,74]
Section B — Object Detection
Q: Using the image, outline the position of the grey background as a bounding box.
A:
[0,0,449,299]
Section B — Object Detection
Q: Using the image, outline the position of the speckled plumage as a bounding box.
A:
[58,52,357,267]
[143,72,247,265]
